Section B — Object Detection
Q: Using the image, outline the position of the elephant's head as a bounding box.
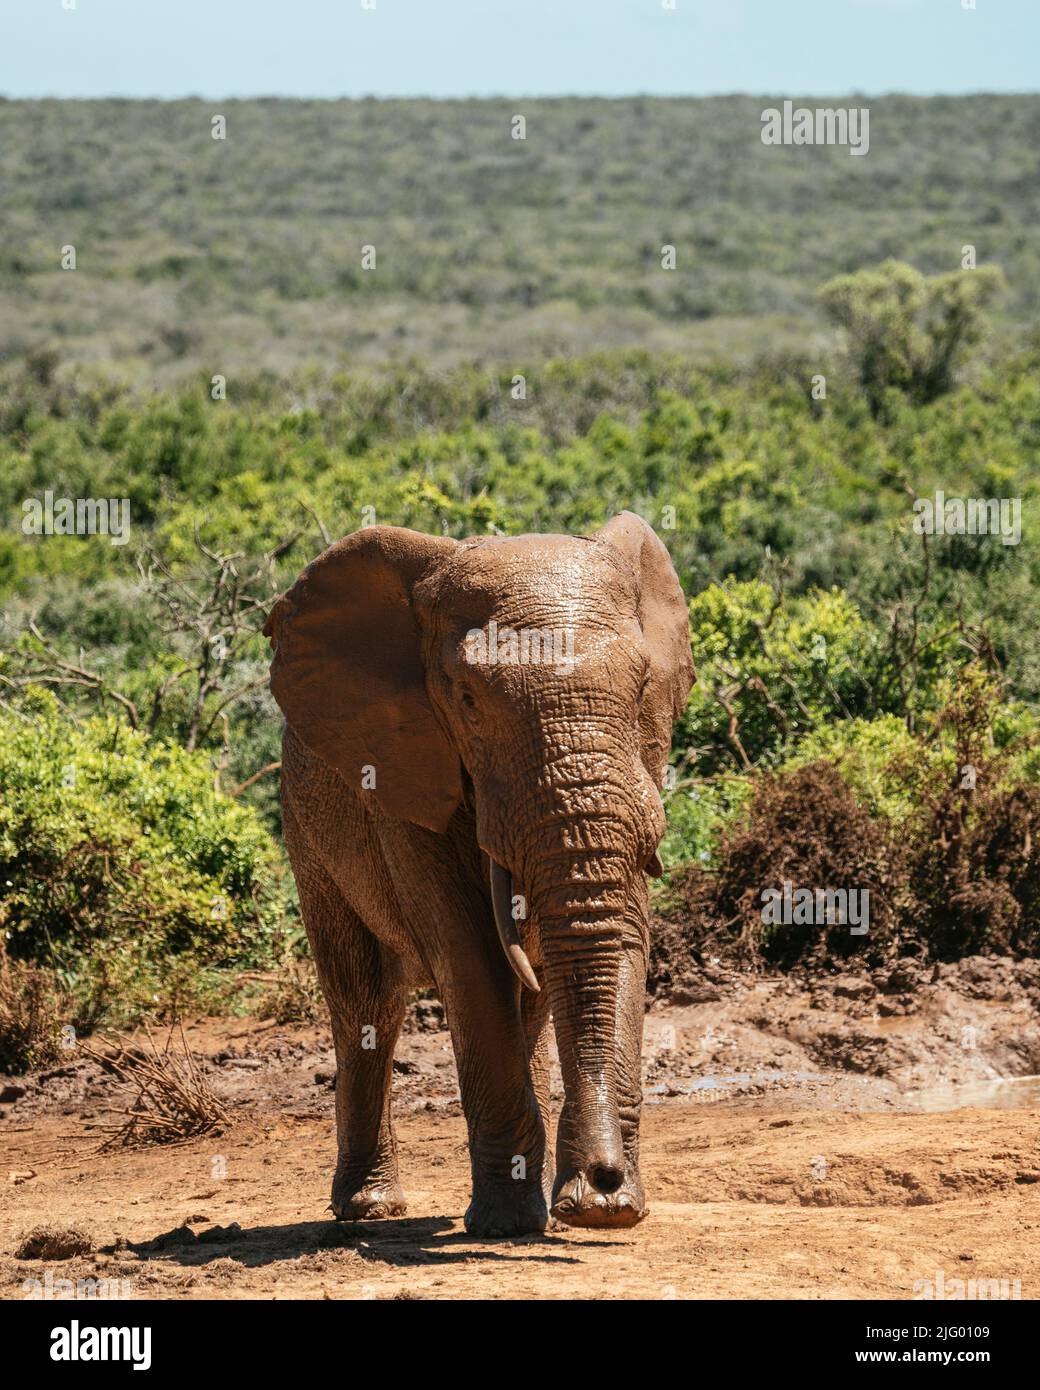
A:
[264,512,694,1228]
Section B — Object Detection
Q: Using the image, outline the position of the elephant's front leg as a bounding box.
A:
[326,962,410,1222]
[287,821,409,1221]
[439,946,550,1237]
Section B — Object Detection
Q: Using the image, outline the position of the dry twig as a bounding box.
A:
[81,1021,228,1152]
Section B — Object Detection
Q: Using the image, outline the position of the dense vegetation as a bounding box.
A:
[1,96,1038,1066]
[2,95,1039,377]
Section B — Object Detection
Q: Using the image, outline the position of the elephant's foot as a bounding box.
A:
[464,1181,549,1238]
[551,1168,647,1230]
[331,1163,407,1221]
[333,1186,407,1221]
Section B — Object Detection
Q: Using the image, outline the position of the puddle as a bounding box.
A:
[645,1070,1040,1111]
[905,1075,1040,1112]
[646,1069,818,1103]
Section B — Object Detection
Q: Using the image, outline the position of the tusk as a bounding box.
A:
[645,850,664,878]
[487,855,540,993]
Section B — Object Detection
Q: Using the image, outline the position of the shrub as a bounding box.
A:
[658,774,752,871]
[679,580,881,771]
[909,786,1040,958]
[819,260,1004,416]
[0,689,291,1026]
[655,764,908,973]
[0,941,67,1072]
[657,668,1040,971]
[903,669,1040,957]
[708,763,908,967]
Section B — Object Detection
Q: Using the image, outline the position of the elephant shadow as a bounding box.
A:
[117,1216,612,1271]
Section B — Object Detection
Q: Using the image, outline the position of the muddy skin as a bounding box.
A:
[264,513,694,1236]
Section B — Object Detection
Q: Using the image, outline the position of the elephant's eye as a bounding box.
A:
[459,686,479,717]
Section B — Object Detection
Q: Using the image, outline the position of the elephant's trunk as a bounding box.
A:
[527,830,645,1227]
[539,907,627,1189]
[475,709,662,1228]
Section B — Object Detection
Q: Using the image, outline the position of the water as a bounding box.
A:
[905,1075,1040,1112]
[644,1071,1040,1110]
[645,1069,818,1102]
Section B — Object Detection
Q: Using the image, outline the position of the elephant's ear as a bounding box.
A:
[263,527,463,833]
[594,511,695,787]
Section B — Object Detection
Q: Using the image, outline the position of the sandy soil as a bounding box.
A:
[2,958,1039,1301]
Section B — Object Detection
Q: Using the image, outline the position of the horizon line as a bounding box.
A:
[3,89,1039,103]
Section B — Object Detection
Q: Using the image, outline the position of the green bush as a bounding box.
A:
[819,260,1004,416]
[678,580,883,771]
[0,689,291,1025]
[2,335,1038,999]
[658,775,752,872]
[782,715,938,826]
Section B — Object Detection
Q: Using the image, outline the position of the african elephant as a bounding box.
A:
[263,512,694,1236]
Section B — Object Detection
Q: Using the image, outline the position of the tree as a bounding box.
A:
[819,260,1004,416]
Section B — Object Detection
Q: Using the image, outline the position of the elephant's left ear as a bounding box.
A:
[594,511,695,786]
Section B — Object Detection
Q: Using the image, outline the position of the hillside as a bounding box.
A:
[2,94,1038,377]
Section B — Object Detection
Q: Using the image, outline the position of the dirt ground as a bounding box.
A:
[2,956,1039,1300]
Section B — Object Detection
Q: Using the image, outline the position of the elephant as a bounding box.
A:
[262,511,694,1236]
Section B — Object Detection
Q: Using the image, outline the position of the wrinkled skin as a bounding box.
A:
[264,512,694,1236]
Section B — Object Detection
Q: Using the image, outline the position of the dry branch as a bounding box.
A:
[81,1021,228,1151]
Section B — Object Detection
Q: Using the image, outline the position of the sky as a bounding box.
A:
[0,0,1036,100]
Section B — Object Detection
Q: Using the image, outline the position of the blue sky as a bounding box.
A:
[1,0,1036,99]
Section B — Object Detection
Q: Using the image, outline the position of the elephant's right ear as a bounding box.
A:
[594,511,695,788]
[263,527,462,833]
